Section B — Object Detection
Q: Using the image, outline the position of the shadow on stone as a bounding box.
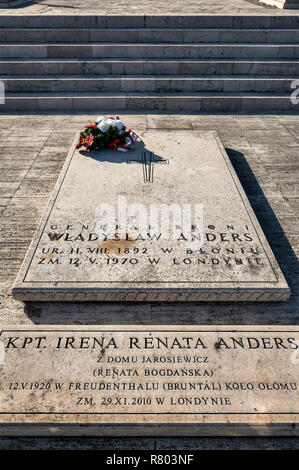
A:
[10,1,80,9]
[78,140,165,165]
[226,147,298,294]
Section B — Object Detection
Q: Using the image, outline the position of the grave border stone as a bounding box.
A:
[0,325,298,436]
[12,131,290,302]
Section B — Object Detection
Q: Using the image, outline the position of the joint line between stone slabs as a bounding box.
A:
[1,412,299,415]
[3,328,299,333]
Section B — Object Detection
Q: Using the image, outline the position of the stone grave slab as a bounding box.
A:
[0,325,298,436]
[12,131,289,301]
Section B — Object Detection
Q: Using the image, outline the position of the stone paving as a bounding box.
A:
[0,112,298,324]
[1,0,297,15]
[0,112,298,448]
[1,0,299,452]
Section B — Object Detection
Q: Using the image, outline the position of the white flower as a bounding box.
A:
[96,116,124,133]
[106,118,116,128]
[114,119,124,130]
[96,115,105,123]
[97,119,109,133]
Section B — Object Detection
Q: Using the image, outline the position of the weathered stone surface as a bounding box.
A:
[0,113,298,447]
[0,325,298,436]
[0,0,298,15]
[12,131,289,301]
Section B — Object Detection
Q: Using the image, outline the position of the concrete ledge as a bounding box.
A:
[2,93,298,112]
[0,15,299,29]
[0,423,298,437]
[1,43,299,60]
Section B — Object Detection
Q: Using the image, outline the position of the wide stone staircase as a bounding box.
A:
[0,14,299,112]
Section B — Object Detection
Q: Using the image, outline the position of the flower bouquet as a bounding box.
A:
[76,116,138,152]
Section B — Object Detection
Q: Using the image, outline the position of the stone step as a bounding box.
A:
[1,28,298,44]
[0,15,298,29]
[1,58,297,76]
[0,43,298,59]
[2,76,296,93]
[2,92,296,112]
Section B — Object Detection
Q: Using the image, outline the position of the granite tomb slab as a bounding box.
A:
[12,131,289,301]
[0,325,298,436]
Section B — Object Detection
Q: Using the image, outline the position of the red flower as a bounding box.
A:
[83,134,95,148]
[85,120,97,129]
[76,136,83,148]
[108,138,121,150]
